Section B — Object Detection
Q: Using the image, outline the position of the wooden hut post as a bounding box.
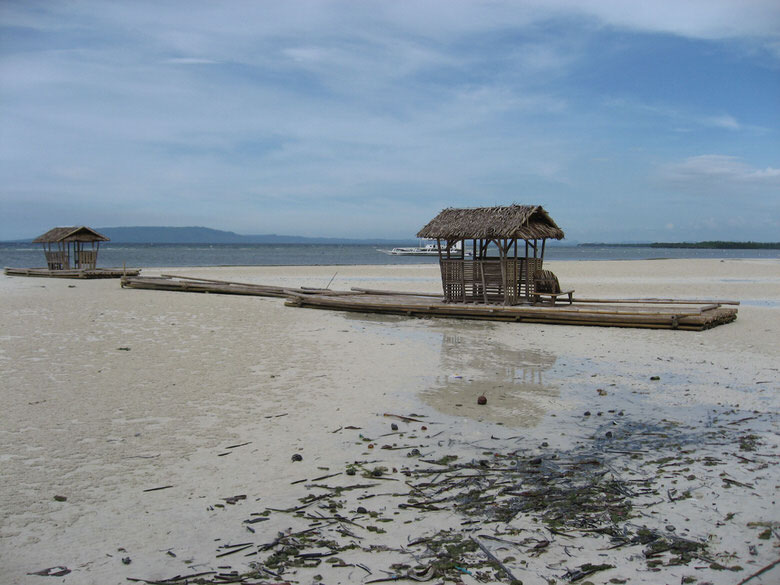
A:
[436,238,446,300]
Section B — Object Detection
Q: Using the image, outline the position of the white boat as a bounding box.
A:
[380,240,469,256]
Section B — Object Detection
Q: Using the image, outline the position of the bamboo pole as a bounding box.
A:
[350,287,441,297]
[573,297,740,305]
[285,293,711,321]
[285,296,717,330]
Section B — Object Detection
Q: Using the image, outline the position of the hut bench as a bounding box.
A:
[531,290,575,305]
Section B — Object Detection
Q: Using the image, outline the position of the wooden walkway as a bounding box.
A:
[5,267,140,279]
[119,275,738,331]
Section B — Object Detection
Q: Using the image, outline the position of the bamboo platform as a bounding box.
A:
[119,274,347,297]
[4,267,141,279]
[285,291,737,331]
[119,275,738,331]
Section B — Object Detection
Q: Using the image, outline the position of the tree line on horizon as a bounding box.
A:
[580,241,780,249]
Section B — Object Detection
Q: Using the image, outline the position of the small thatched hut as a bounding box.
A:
[33,226,110,270]
[417,205,564,305]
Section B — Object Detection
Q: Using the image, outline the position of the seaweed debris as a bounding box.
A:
[132,409,778,584]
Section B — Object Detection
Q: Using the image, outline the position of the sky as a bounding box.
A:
[1,0,778,242]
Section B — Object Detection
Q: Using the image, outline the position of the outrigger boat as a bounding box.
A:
[381,240,469,256]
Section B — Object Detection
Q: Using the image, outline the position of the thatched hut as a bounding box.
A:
[33,226,110,270]
[417,205,564,305]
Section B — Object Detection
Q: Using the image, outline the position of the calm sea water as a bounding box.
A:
[1,243,778,269]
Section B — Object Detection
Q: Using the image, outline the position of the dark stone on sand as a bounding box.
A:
[291,453,303,462]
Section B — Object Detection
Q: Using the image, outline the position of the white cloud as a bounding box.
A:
[660,155,780,195]
[542,0,780,44]
[163,57,218,65]
[702,115,742,131]
[603,98,761,133]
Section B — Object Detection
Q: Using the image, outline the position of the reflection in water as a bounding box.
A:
[339,312,559,428]
[422,332,558,428]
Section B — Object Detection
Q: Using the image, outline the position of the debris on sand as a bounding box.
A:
[133,406,778,584]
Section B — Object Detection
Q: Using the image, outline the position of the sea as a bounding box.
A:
[1,243,779,269]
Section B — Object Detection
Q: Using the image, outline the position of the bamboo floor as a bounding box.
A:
[120,274,738,331]
[5,267,141,279]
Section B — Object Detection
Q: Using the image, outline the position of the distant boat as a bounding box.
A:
[380,240,469,256]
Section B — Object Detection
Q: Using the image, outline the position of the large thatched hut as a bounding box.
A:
[417,205,564,305]
[33,226,110,270]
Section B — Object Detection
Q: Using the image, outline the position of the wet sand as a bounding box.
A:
[1,259,778,584]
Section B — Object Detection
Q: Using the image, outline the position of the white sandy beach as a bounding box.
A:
[1,259,779,585]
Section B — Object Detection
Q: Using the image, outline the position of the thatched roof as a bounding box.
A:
[417,205,564,241]
[33,226,110,243]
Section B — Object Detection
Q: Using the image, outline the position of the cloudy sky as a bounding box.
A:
[1,0,778,242]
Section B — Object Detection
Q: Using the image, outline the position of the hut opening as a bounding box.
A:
[417,205,565,305]
[32,226,110,270]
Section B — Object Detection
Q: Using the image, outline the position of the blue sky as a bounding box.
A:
[1,1,778,242]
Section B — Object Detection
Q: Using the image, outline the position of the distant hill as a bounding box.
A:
[95,226,406,245]
[97,226,244,243]
[0,226,412,244]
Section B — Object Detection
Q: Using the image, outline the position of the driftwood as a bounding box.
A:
[735,557,780,585]
[471,535,522,582]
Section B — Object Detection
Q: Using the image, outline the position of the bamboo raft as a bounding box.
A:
[5,267,141,279]
[119,274,738,331]
[120,274,344,297]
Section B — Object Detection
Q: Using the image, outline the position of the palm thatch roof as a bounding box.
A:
[417,205,564,241]
[33,226,110,243]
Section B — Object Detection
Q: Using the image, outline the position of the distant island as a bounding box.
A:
[580,241,780,249]
[5,226,411,245]
[5,227,778,249]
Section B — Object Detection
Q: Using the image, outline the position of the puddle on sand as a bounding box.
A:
[422,333,560,427]
[340,312,562,427]
[339,311,776,434]
[422,375,558,427]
